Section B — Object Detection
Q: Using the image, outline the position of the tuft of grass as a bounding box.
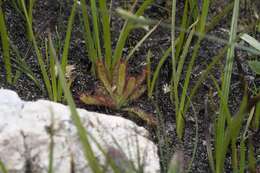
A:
[10,0,36,41]
[79,0,155,74]
[20,0,77,101]
[171,0,210,139]
[215,0,240,172]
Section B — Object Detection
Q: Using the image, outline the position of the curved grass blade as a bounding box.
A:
[90,0,102,58]
[176,0,210,139]
[9,41,41,88]
[216,0,240,172]
[148,46,171,98]
[80,0,97,63]
[48,36,57,102]
[112,0,154,67]
[57,1,77,101]
[21,0,52,99]
[99,0,112,69]
[126,21,160,62]
[49,35,103,173]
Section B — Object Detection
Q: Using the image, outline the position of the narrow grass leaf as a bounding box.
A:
[9,41,41,88]
[240,33,260,52]
[216,0,240,172]
[21,0,53,99]
[248,139,256,173]
[239,139,246,173]
[57,1,77,101]
[175,0,189,60]
[48,36,57,101]
[146,50,152,95]
[112,0,153,67]
[99,0,112,69]
[49,36,103,173]
[253,102,260,129]
[176,27,196,84]
[126,21,160,62]
[80,0,97,62]
[90,0,102,58]
[149,46,171,97]
[176,0,210,139]
[0,3,12,83]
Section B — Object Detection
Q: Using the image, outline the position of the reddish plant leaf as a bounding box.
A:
[123,107,157,127]
[117,61,127,95]
[96,60,113,96]
[123,77,136,100]
[80,93,116,108]
[128,85,146,101]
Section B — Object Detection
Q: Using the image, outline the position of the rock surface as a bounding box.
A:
[0,89,160,173]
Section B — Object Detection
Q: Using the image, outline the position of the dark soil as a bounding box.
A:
[0,0,260,173]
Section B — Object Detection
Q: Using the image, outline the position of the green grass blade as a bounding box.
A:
[57,1,77,101]
[0,1,12,83]
[48,36,57,101]
[176,0,210,139]
[116,7,260,56]
[248,139,256,173]
[99,0,112,69]
[112,0,154,67]
[176,27,196,84]
[146,50,152,95]
[231,140,238,172]
[9,41,41,88]
[240,33,260,52]
[253,102,260,129]
[27,0,35,41]
[0,159,8,173]
[149,46,171,98]
[126,21,160,62]
[175,0,189,61]
[21,0,53,99]
[239,139,246,173]
[170,0,180,138]
[90,0,102,58]
[49,35,103,173]
[216,1,240,172]
[80,0,97,63]
[188,0,199,21]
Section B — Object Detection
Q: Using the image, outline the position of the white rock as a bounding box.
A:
[0,89,160,173]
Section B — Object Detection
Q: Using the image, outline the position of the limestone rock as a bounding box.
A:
[0,89,160,173]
